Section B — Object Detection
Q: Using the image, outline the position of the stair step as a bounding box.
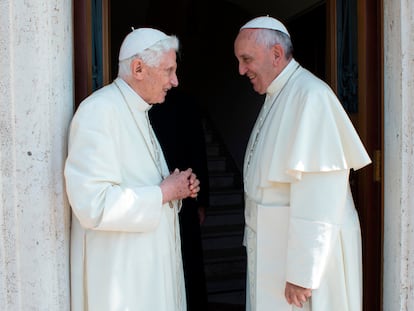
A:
[208,302,245,310]
[204,248,247,281]
[205,258,246,278]
[206,275,246,294]
[207,143,221,157]
[201,116,247,307]
[207,203,243,215]
[209,189,243,206]
[204,205,244,227]
[202,224,244,250]
[209,171,238,189]
[208,156,228,172]
[203,246,246,263]
[204,132,214,144]
[208,290,246,306]
[202,223,244,237]
[202,234,244,250]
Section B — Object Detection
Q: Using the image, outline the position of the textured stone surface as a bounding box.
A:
[0,1,73,310]
[383,0,414,310]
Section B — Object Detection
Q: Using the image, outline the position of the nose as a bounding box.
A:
[238,63,247,76]
[171,72,179,87]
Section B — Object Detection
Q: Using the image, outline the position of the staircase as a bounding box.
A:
[201,117,247,309]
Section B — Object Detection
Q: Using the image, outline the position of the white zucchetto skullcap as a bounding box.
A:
[118,28,169,61]
[240,16,290,37]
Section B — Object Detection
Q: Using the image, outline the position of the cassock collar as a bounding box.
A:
[266,58,300,97]
[114,77,152,112]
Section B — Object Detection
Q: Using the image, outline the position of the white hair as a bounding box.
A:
[118,35,179,78]
[254,29,293,59]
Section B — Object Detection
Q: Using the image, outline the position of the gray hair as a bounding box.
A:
[254,29,293,59]
[118,35,179,78]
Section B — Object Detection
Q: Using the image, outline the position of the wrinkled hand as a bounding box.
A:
[188,171,200,198]
[160,168,200,204]
[285,282,312,308]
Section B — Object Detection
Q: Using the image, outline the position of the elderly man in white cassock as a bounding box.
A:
[64,28,200,311]
[234,16,371,310]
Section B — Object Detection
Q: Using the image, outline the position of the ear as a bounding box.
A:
[131,58,145,80]
[271,44,285,66]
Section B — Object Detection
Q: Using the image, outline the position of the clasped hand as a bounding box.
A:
[160,168,200,204]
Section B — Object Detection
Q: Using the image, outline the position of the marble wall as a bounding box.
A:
[383,0,414,310]
[0,0,73,309]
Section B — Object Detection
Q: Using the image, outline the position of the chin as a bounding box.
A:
[253,86,265,95]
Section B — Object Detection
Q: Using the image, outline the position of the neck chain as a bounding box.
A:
[245,64,300,179]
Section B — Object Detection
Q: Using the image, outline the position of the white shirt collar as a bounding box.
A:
[114,77,152,112]
[266,58,299,97]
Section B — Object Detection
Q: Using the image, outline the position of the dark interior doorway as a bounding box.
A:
[74,0,383,309]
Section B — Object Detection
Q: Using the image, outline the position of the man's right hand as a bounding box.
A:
[284,281,312,308]
[160,168,200,203]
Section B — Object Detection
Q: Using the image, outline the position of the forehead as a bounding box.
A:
[234,29,262,56]
[157,49,177,68]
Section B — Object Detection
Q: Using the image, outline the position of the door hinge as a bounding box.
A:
[373,149,381,182]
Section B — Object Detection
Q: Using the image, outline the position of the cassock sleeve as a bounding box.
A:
[64,98,163,233]
[285,169,350,289]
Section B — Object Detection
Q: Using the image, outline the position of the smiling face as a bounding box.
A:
[234,29,279,95]
[138,49,178,104]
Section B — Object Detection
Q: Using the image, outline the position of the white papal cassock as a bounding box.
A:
[243,59,371,311]
[65,78,186,311]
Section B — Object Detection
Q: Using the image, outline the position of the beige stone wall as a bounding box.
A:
[383,0,414,310]
[0,0,73,309]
